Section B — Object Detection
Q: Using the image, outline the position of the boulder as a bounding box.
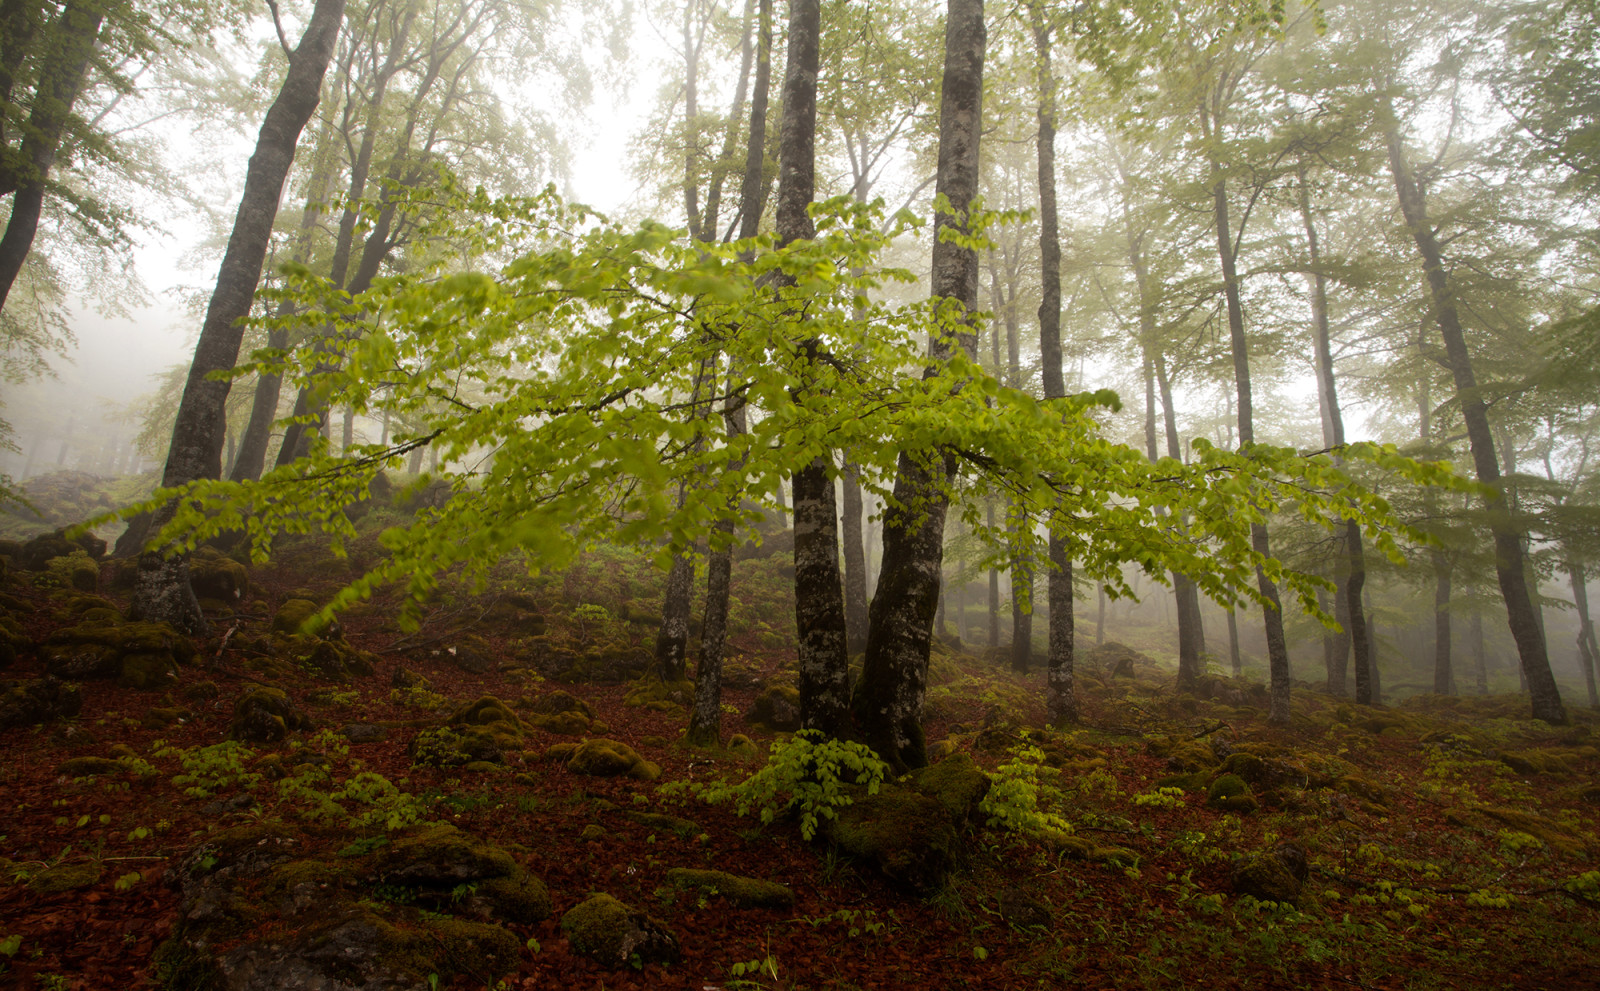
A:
[746,683,801,731]
[372,825,551,924]
[1231,843,1308,904]
[38,620,195,685]
[560,893,680,969]
[664,868,793,909]
[0,676,81,730]
[228,687,314,743]
[1206,772,1258,813]
[566,738,660,781]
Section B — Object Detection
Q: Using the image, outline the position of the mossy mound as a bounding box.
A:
[270,597,341,638]
[0,676,81,730]
[1231,843,1308,904]
[907,751,991,824]
[27,860,103,894]
[566,738,661,780]
[448,695,532,745]
[1206,773,1258,813]
[274,634,376,682]
[56,755,124,777]
[746,682,800,730]
[664,868,794,909]
[1146,735,1217,773]
[38,619,195,684]
[1446,805,1590,857]
[1500,749,1581,777]
[189,546,249,603]
[1053,835,1138,866]
[824,787,961,895]
[373,824,551,923]
[410,725,506,767]
[560,893,680,969]
[1084,641,1159,678]
[623,676,695,712]
[624,811,700,837]
[228,687,314,743]
[522,689,597,721]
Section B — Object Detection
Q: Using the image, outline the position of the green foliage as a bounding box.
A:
[99,186,1458,637]
[154,740,259,799]
[667,729,888,842]
[1131,787,1186,809]
[979,735,1075,844]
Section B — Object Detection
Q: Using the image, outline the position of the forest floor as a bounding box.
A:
[1,522,1598,991]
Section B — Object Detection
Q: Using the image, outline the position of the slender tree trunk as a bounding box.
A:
[1096,583,1105,646]
[1211,155,1291,723]
[987,500,1000,647]
[688,0,775,749]
[841,460,869,653]
[654,533,696,683]
[0,0,105,312]
[857,0,985,771]
[1010,509,1032,674]
[1433,551,1453,695]
[1227,607,1241,677]
[1364,588,1382,703]
[1383,112,1565,723]
[1472,606,1488,695]
[1569,561,1600,708]
[128,0,347,632]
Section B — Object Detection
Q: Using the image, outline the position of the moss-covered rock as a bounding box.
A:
[624,811,700,837]
[1206,773,1258,813]
[623,676,695,712]
[1231,844,1308,904]
[410,725,505,767]
[560,893,681,969]
[121,650,179,689]
[27,860,102,894]
[38,619,195,683]
[56,755,123,777]
[825,788,960,894]
[566,738,661,780]
[448,695,531,746]
[374,824,551,924]
[190,548,249,603]
[228,687,314,743]
[908,752,991,824]
[1147,735,1217,773]
[1500,749,1580,777]
[271,598,340,638]
[746,682,800,730]
[664,868,793,909]
[0,676,81,730]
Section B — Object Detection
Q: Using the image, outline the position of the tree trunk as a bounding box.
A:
[1010,510,1032,674]
[856,0,985,772]
[770,0,849,739]
[1569,560,1600,708]
[1433,550,1453,695]
[0,0,105,312]
[688,0,773,747]
[1383,111,1565,723]
[841,459,869,654]
[1226,607,1241,677]
[1210,156,1291,723]
[654,536,696,682]
[987,500,1000,647]
[1472,606,1488,695]
[128,0,347,633]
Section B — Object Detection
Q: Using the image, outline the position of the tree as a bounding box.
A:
[855,0,987,771]
[126,0,347,631]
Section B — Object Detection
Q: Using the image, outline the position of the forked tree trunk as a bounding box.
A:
[0,0,105,313]
[128,0,347,632]
[856,0,985,771]
[1384,111,1565,724]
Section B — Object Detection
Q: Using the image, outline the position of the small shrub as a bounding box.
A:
[980,735,1074,844]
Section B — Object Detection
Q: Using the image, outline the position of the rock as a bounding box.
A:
[624,811,700,837]
[747,683,801,730]
[228,687,314,743]
[622,676,695,712]
[1084,641,1156,678]
[201,792,259,816]
[410,726,505,767]
[121,650,180,689]
[1206,773,1258,813]
[190,548,249,602]
[341,723,388,744]
[28,860,102,894]
[908,752,991,824]
[825,788,960,895]
[996,887,1053,929]
[271,598,341,638]
[392,665,426,689]
[56,756,123,777]
[38,620,195,684]
[560,893,680,969]
[440,640,496,675]
[664,868,793,909]
[523,689,597,721]
[0,676,81,730]
[1231,843,1308,904]
[297,636,377,681]
[566,738,661,780]
[372,825,551,924]
[18,531,83,571]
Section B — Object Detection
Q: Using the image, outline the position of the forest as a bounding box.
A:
[0,0,1597,988]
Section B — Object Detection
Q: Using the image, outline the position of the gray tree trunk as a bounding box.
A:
[1384,111,1565,724]
[128,0,347,632]
[856,0,985,771]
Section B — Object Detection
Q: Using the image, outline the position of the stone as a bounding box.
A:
[373,824,551,924]
[271,598,341,638]
[1231,843,1308,904]
[1206,773,1258,813]
[664,868,794,909]
[0,676,81,730]
[825,788,960,895]
[560,893,680,969]
[996,887,1053,929]
[228,687,314,743]
[341,723,388,744]
[747,683,801,730]
[566,738,660,780]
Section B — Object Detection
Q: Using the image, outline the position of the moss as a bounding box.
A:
[229,687,314,743]
[1231,853,1302,904]
[1054,835,1138,866]
[560,893,680,969]
[908,751,991,823]
[826,788,959,894]
[624,811,700,837]
[271,598,333,636]
[726,734,759,759]
[746,682,801,730]
[420,916,522,976]
[623,677,695,711]
[474,871,554,923]
[664,868,794,909]
[1206,773,1258,813]
[1148,735,1217,773]
[1461,806,1588,857]
[1501,749,1579,777]
[567,738,660,780]
[544,742,579,762]
[263,858,357,903]
[579,824,607,841]
[529,709,591,735]
[28,860,102,894]
[1335,774,1391,805]
[120,651,178,689]
[56,755,123,777]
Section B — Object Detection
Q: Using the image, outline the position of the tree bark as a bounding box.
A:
[1568,560,1599,708]
[856,0,984,771]
[1433,550,1453,695]
[128,0,347,632]
[1210,156,1291,723]
[770,0,849,739]
[0,0,105,312]
[688,0,773,747]
[840,459,869,653]
[1383,111,1565,723]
